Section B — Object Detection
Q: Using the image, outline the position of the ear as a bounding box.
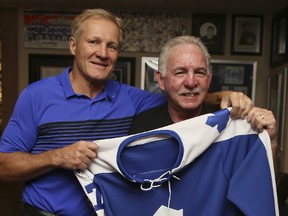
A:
[156,71,165,91]
[69,36,76,55]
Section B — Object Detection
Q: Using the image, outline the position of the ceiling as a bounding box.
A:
[0,0,287,14]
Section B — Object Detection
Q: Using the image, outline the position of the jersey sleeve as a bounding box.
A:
[223,132,278,216]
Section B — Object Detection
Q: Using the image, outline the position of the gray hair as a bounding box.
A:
[158,35,211,75]
[70,8,125,49]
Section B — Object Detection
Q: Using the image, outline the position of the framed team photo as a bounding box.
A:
[209,60,257,101]
[24,9,75,49]
[231,14,263,55]
[192,13,226,55]
[118,11,187,53]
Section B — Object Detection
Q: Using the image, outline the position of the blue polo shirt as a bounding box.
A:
[0,67,165,216]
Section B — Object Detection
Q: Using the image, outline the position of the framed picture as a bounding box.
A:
[231,15,263,55]
[29,54,73,83]
[113,57,136,86]
[209,60,257,101]
[267,68,287,151]
[141,57,162,93]
[118,11,187,53]
[270,8,288,67]
[24,9,76,49]
[29,54,135,85]
[192,13,226,55]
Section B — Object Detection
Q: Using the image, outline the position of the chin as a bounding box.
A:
[181,104,199,110]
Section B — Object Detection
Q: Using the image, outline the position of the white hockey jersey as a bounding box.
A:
[75,108,278,216]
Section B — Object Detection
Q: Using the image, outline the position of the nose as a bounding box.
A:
[95,44,108,58]
[183,73,198,87]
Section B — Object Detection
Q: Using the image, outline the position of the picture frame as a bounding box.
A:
[270,8,288,68]
[231,15,263,55]
[29,54,136,85]
[192,13,226,55]
[209,60,257,101]
[24,9,76,49]
[113,57,136,86]
[267,68,287,151]
[118,11,187,53]
[29,54,73,83]
[141,57,162,93]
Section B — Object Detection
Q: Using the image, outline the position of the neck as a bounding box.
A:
[69,70,105,99]
[168,105,203,123]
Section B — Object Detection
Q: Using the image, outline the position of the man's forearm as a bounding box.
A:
[0,151,57,182]
[204,91,226,105]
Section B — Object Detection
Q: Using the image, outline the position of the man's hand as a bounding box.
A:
[52,141,98,171]
[219,91,254,119]
[247,107,277,141]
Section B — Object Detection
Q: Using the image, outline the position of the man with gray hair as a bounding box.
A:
[130,35,221,132]
[129,35,277,159]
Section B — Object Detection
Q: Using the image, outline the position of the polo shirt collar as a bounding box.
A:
[60,66,120,101]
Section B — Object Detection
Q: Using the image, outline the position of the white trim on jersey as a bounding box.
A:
[76,108,278,216]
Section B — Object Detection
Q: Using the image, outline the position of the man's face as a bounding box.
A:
[157,43,212,114]
[69,17,120,81]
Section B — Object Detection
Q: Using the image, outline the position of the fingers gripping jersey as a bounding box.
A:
[76,109,278,216]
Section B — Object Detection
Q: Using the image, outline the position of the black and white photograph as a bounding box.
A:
[118,11,187,53]
[231,15,263,55]
[209,60,257,101]
[192,13,226,55]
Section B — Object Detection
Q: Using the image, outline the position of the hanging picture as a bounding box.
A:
[192,13,226,55]
[270,8,288,67]
[209,60,257,101]
[24,9,77,49]
[231,15,263,55]
[141,57,162,93]
[118,11,187,53]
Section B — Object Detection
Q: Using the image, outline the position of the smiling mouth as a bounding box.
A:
[91,62,109,70]
[91,60,109,66]
[179,91,200,96]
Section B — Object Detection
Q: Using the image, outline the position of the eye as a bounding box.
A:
[108,43,119,51]
[88,39,100,45]
[174,70,186,77]
[194,69,207,77]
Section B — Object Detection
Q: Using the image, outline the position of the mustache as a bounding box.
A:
[178,88,200,95]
